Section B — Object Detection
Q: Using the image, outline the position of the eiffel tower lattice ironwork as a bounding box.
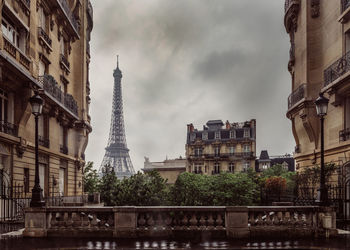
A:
[100,57,135,178]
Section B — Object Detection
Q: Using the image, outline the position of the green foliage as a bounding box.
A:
[113,171,168,206]
[83,162,100,194]
[296,163,337,188]
[169,172,258,206]
[98,165,119,206]
[261,164,288,179]
[211,172,258,206]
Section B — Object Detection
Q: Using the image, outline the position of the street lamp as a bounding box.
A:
[315,93,329,206]
[29,92,45,207]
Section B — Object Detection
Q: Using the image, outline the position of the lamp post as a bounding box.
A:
[29,92,45,207]
[315,93,329,206]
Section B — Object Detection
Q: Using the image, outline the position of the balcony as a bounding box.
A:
[39,74,78,116]
[324,51,350,88]
[288,84,306,109]
[38,27,52,51]
[0,120,18,137]
[52,0,79,37]
[60,54,70,73]
[38,136,50,148]
[343,0,350,12]
[60,145,68,154]
[2,37,31,70]
[339,128,350,142]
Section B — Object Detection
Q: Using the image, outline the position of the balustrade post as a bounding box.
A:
[225,207,249,238]
[114,206,137,238]
[23,207,47,237]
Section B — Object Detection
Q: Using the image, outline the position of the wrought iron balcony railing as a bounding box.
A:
[60,54,70,70]
[288,83,306,109]
[38,27,52,47]
[39,74,78,116]
[38,136,50,148]
[342,0,350,12]
[0,120,18,137]
[57,0,79,34]
[324,50,350,87]
[339,128,350,142]
[284,0,300,13]
[60,145,68,154]
[190,152,254,159]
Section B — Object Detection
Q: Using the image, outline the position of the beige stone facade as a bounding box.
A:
[185,120,256,175]
[285,0,350,182]
[0,0,93,197]
[142,157,186,184]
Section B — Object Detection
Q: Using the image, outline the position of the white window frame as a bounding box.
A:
[1,18,20,47]
[214,162,220,173]
[214,146,220,156]
[243,144,250,152]
[229,162,235,173]
[190,133,196,142]
[229,146,235,155]
[244,129,250,138]
[202,132,208,140]
[215,131,220,139]
[229,130,235,139]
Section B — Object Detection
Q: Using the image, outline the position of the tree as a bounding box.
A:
[113,171,168,206]
[98,165,119,206]
[264,176,287,202]
[83,162,99,194]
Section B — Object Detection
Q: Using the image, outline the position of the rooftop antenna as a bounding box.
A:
[117,55,119,68]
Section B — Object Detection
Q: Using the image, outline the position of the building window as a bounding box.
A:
[194,163,202,174]
[228,162,235,173]
[24,168,29,193]
[60,126,68,154]
[243,144,250,152]
[229,130,235,139]
[38,6,49,32]
[1,16,26,52]
[59,161,67,196]
[202,132,208,140]
[262,163,269,170]
[0,89,8,123]
[215,131,220,139]
[229,146,235,155]
[244,129,250,138]
[243,162,250,172]
[346,31,350,53]
[38,115,49,148]
[194,147,202,157]
[213,162,220,174]
[214,146,220,156]
[190,133,196,142]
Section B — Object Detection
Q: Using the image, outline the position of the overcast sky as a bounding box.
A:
[85,0,294,172]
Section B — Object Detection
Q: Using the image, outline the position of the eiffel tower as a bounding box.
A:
[100,57,135,178]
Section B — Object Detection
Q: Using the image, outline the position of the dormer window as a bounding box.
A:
[202,132,208,140]
[229,130,235,139]
[215,131,220,139]
[244,129,250,138]
[190,133,196,142]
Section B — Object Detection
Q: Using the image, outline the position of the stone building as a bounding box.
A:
[0,0,93,198]
[284,0,350,182]
[142,157,186,184]
[255,150,295,172]
[185,119,256,175]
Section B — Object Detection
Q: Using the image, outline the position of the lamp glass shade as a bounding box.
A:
[315,94,329,117]
[29,94,44,116]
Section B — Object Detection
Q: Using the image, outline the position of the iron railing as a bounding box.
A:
[57,0,79,33]
[38,135,50,148]
[324,50,350,87]
[0,120,18,137]
[22,0,30,8]
[339,128,350,142]
[342,0,350,12]
[60,54,70,69]
[39,74,78,116]
[60,145,68,154]
[284,0,300,13]
[288,84,306,109]
[38,27,52,46]
[190,152,254,159]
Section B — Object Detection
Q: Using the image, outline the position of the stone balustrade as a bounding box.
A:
[24,206,337,238]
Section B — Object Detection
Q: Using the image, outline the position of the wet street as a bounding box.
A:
[2,237,350,249]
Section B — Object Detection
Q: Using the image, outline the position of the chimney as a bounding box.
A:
[226,120,231,129]
[187,123,194,133]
